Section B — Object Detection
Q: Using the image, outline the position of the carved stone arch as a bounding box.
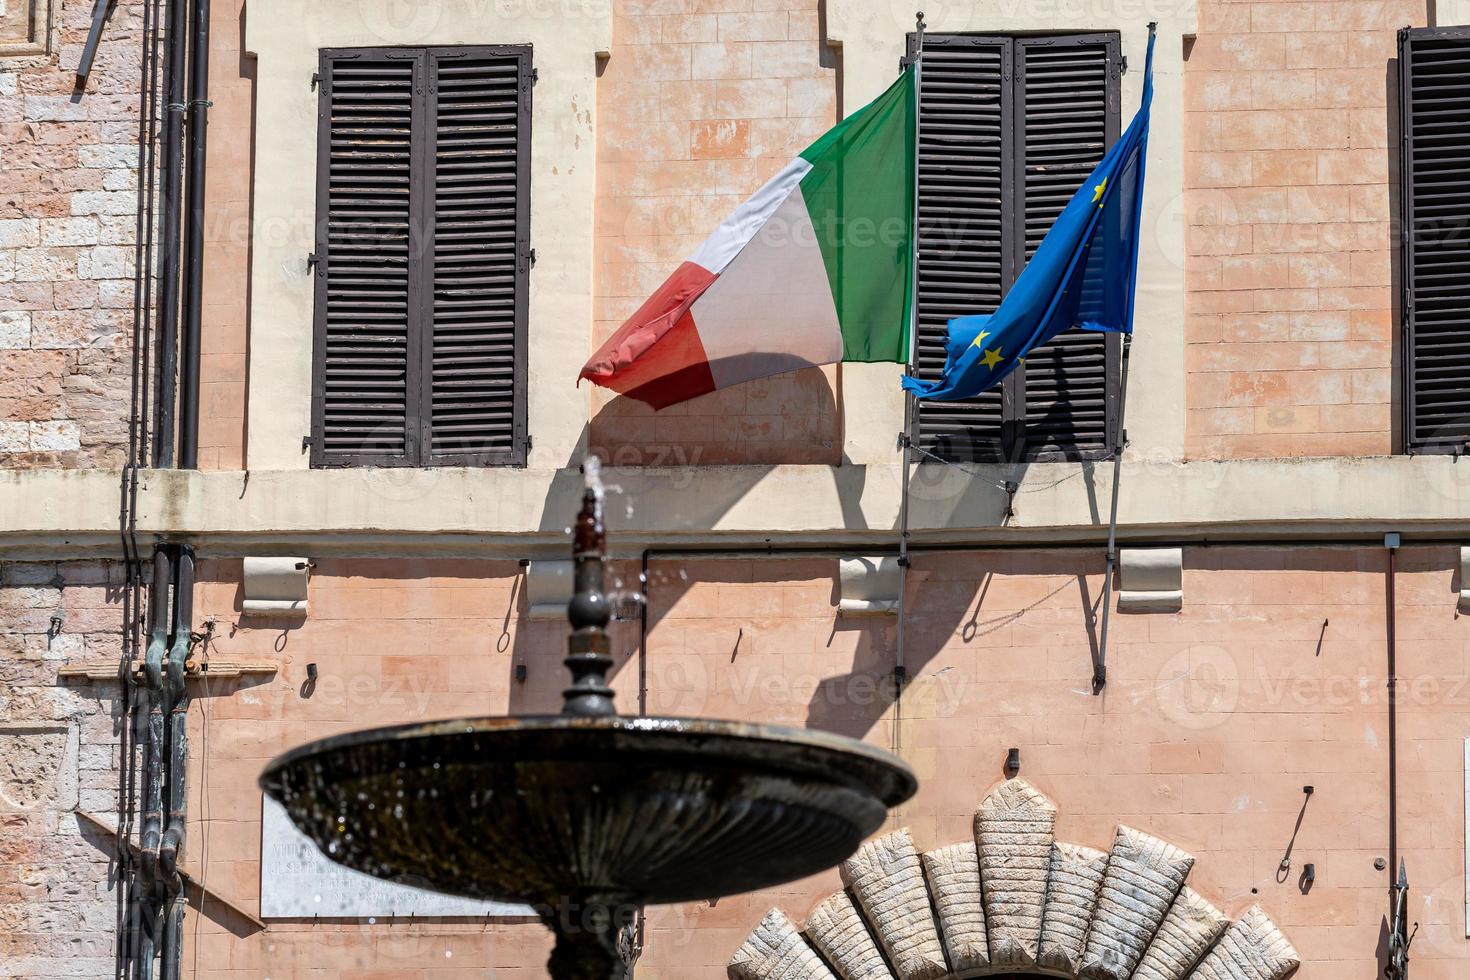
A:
[728,779,1300,980]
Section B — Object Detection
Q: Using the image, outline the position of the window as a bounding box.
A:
[0,0,49,57]
[1399,27,1470,454]
[311,46,532,468]
[911,32,1122,462]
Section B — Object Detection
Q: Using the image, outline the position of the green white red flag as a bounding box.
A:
[580,69,916,409]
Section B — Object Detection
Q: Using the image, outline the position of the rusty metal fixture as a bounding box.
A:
[261,458,918,980]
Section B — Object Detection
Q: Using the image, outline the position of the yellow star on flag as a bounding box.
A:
[968,329,991,350]
[1091,177,1108,206]
[980,346,1004,370]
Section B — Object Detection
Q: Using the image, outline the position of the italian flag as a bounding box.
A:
[581,70,916,409]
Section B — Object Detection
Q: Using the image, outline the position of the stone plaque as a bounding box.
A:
[260,796,532,919]
[0,0,49,56]
[0,722,76,811]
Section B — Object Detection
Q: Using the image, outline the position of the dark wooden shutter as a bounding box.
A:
[912,35,1009,462]
[1400,27,1470,453]
[1013,35,1122,458]
[312,50,418,465]
[912,32,1121,462]
[312,46,531,468]
[424,48,531,465]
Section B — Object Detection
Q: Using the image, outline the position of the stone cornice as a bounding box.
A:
[2,456,1470,557]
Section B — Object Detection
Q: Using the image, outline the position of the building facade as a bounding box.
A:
[2,0,1470,977]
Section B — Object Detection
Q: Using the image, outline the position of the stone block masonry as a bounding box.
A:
[0,0,145,469]
[0,559,129,980]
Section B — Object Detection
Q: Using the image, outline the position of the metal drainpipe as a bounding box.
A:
[177,0,210,468]
[1385,533,1400,889]
[126,649,152,969]
[160,546,194,980]
[150,0,189,467]
[140,544,173,980]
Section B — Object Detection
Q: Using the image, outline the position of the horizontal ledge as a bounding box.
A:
[1,457,1469,558]
[58,659,281,682]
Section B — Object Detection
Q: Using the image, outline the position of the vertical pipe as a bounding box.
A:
[160,547,193,980]
[893,11,924,752]
[161,547,193,872]
[139,545,173,980]
[126,674,151,974]
[138,915,158,980]
[1386,537,1399,883]
[141,547,171,886]
[638,551,649,718]
[151,0,189,467]
[177,0,210,468]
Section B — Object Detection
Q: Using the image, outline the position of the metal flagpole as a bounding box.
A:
[894,10,924,750]
[1094,22,1156,695]
[1092,333,1131,694]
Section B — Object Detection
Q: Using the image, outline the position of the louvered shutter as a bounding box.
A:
[312,46,531,468]
[1013,35,1122,458]
[1400,27,1470,453]
[912,36,1009,462]
[312,51,418,465]
[424,49,531,465]
[912,32,1121,462]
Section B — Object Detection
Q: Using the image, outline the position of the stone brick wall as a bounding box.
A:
[0,0,144,470]
[591,0,842,466]
[0,559,128,979]
[1184,0,1422,458]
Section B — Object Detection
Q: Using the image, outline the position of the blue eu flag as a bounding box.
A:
[903,28,1155,402]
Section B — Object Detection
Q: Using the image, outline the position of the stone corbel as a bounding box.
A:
[525,560,574,620]
[1459,547,1470,614]
[241,557,310,617]
[1117,547,1183,613]
[838,556,901,616]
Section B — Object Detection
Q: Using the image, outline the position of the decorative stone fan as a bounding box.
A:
[729,779,1300,980]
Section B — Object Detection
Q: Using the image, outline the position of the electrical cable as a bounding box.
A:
[907,440,1089,495]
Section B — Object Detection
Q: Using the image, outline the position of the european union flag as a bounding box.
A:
[903,27,1155,402]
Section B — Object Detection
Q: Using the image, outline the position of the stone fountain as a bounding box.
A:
[259,460,917,979]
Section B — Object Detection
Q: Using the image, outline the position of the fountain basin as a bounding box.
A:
[259,713,916,909]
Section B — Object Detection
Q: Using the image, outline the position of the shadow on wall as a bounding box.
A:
[586,366,842,467]
[505,559,641,716]
[636,553,1106,742]
[804,554,1105,740]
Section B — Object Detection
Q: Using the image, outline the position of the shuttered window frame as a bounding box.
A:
[1399,26,1470,455]
[310,45,532,469]
[908,31,1123,463]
